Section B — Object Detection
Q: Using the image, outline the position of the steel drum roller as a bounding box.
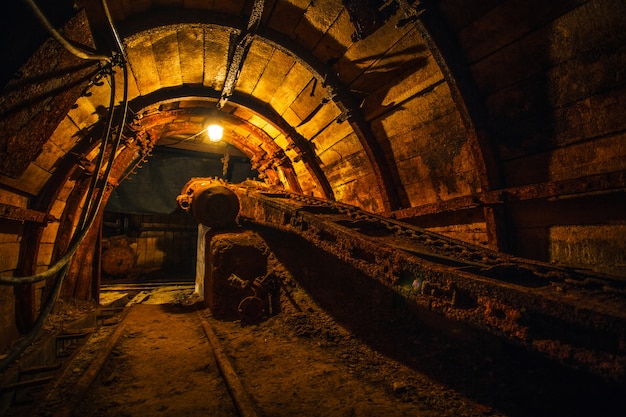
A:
[177,180,240,228]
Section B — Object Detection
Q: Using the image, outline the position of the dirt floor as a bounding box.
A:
[3,275,624,417]
[2,226,624,417]
[75,303,440,417]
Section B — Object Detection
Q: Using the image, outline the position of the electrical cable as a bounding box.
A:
[0,64,127,370]
[21,0,111,63]
[101,0,125,60]
[0,0,129,286]
[0,67,117,286]
[78,71,117,231]
[0,0,130,374]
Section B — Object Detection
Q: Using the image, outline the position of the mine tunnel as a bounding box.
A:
[1,1,626,416]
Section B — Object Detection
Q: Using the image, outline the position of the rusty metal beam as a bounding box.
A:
[62,144,143,300]
[0,11,100,178]
[224,181,626,383]
[385,170,626,220]
[217,0,265,109]
[0,203,55,224]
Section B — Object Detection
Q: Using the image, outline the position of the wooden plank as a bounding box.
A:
[251,50,295,103]
[458,0,587,63]
[280,106,302,127]
[203,27,230,91]
[294,100,342,140]
[289,77,326,122]
[0,164,52,196]
[348,27,431,96]
[84,78,114,113]
[40,221,61,245]
[337,17,412,86]
[404,160,476,204]
[183,0,211,9]
[311,8,353,65]
[113,62,142,104]
[317,132,360,167]
[59,176,91,300]
[548,0,626,64]
[213,0,247,14]
[491,32,626,104]
[67,96,99,130]
[492,84,626,161]
[153,0,184,7]
[545,41,626,109]
[151,28,184,88]
[502,132,626,186]
[399,168,440,207]
[126,35,162,95]
[178,26,205,85]
[0,11,97,178]
[440,0,503,31]
[266,0,312,36]
[324,149,371,183]
[310,114,354,152]
[471,0,626,95]
[388,109,466,163]
[106,0,129,20]
[426,223,489,248]
[374,82,456,139]
[486,42,626,148]
[362,58,442,122]
[121,0,152,15]
[293,0,343,51]
[260,0,280,26]
[33,141,66,174]
[235,40,274,96]
[331,171,384,213]
[0,203,50,224]
[136,235,147,267]
[386,170,626,225]
[49,116,81,153]
[269,62,314,116]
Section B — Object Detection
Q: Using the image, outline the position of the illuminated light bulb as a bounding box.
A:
[207,124,223,142]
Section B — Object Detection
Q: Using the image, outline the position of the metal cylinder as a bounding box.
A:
[177,180,240,228]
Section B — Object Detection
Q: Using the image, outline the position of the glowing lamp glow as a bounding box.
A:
[207,124,223,142]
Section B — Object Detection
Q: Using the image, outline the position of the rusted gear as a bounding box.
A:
[238,296,266,324]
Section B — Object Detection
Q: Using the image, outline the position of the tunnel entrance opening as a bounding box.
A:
[100,146,257,290]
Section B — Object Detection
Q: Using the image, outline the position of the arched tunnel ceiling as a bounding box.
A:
[1,0,626,274]
[103,3,440,212]
[1,0,486,219]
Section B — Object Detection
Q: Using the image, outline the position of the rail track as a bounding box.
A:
[54,304,259,417]
[0,296,439,417]
[1,301,255,417]
[2,277,625,417]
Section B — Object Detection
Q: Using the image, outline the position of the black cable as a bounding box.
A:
[21,0,110,63]
[0,65,128,371]
[0,0,129,286]
[0,66,116,286]
[0,0,130,372]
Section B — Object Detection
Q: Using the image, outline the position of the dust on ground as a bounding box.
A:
[3,274,624,417]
